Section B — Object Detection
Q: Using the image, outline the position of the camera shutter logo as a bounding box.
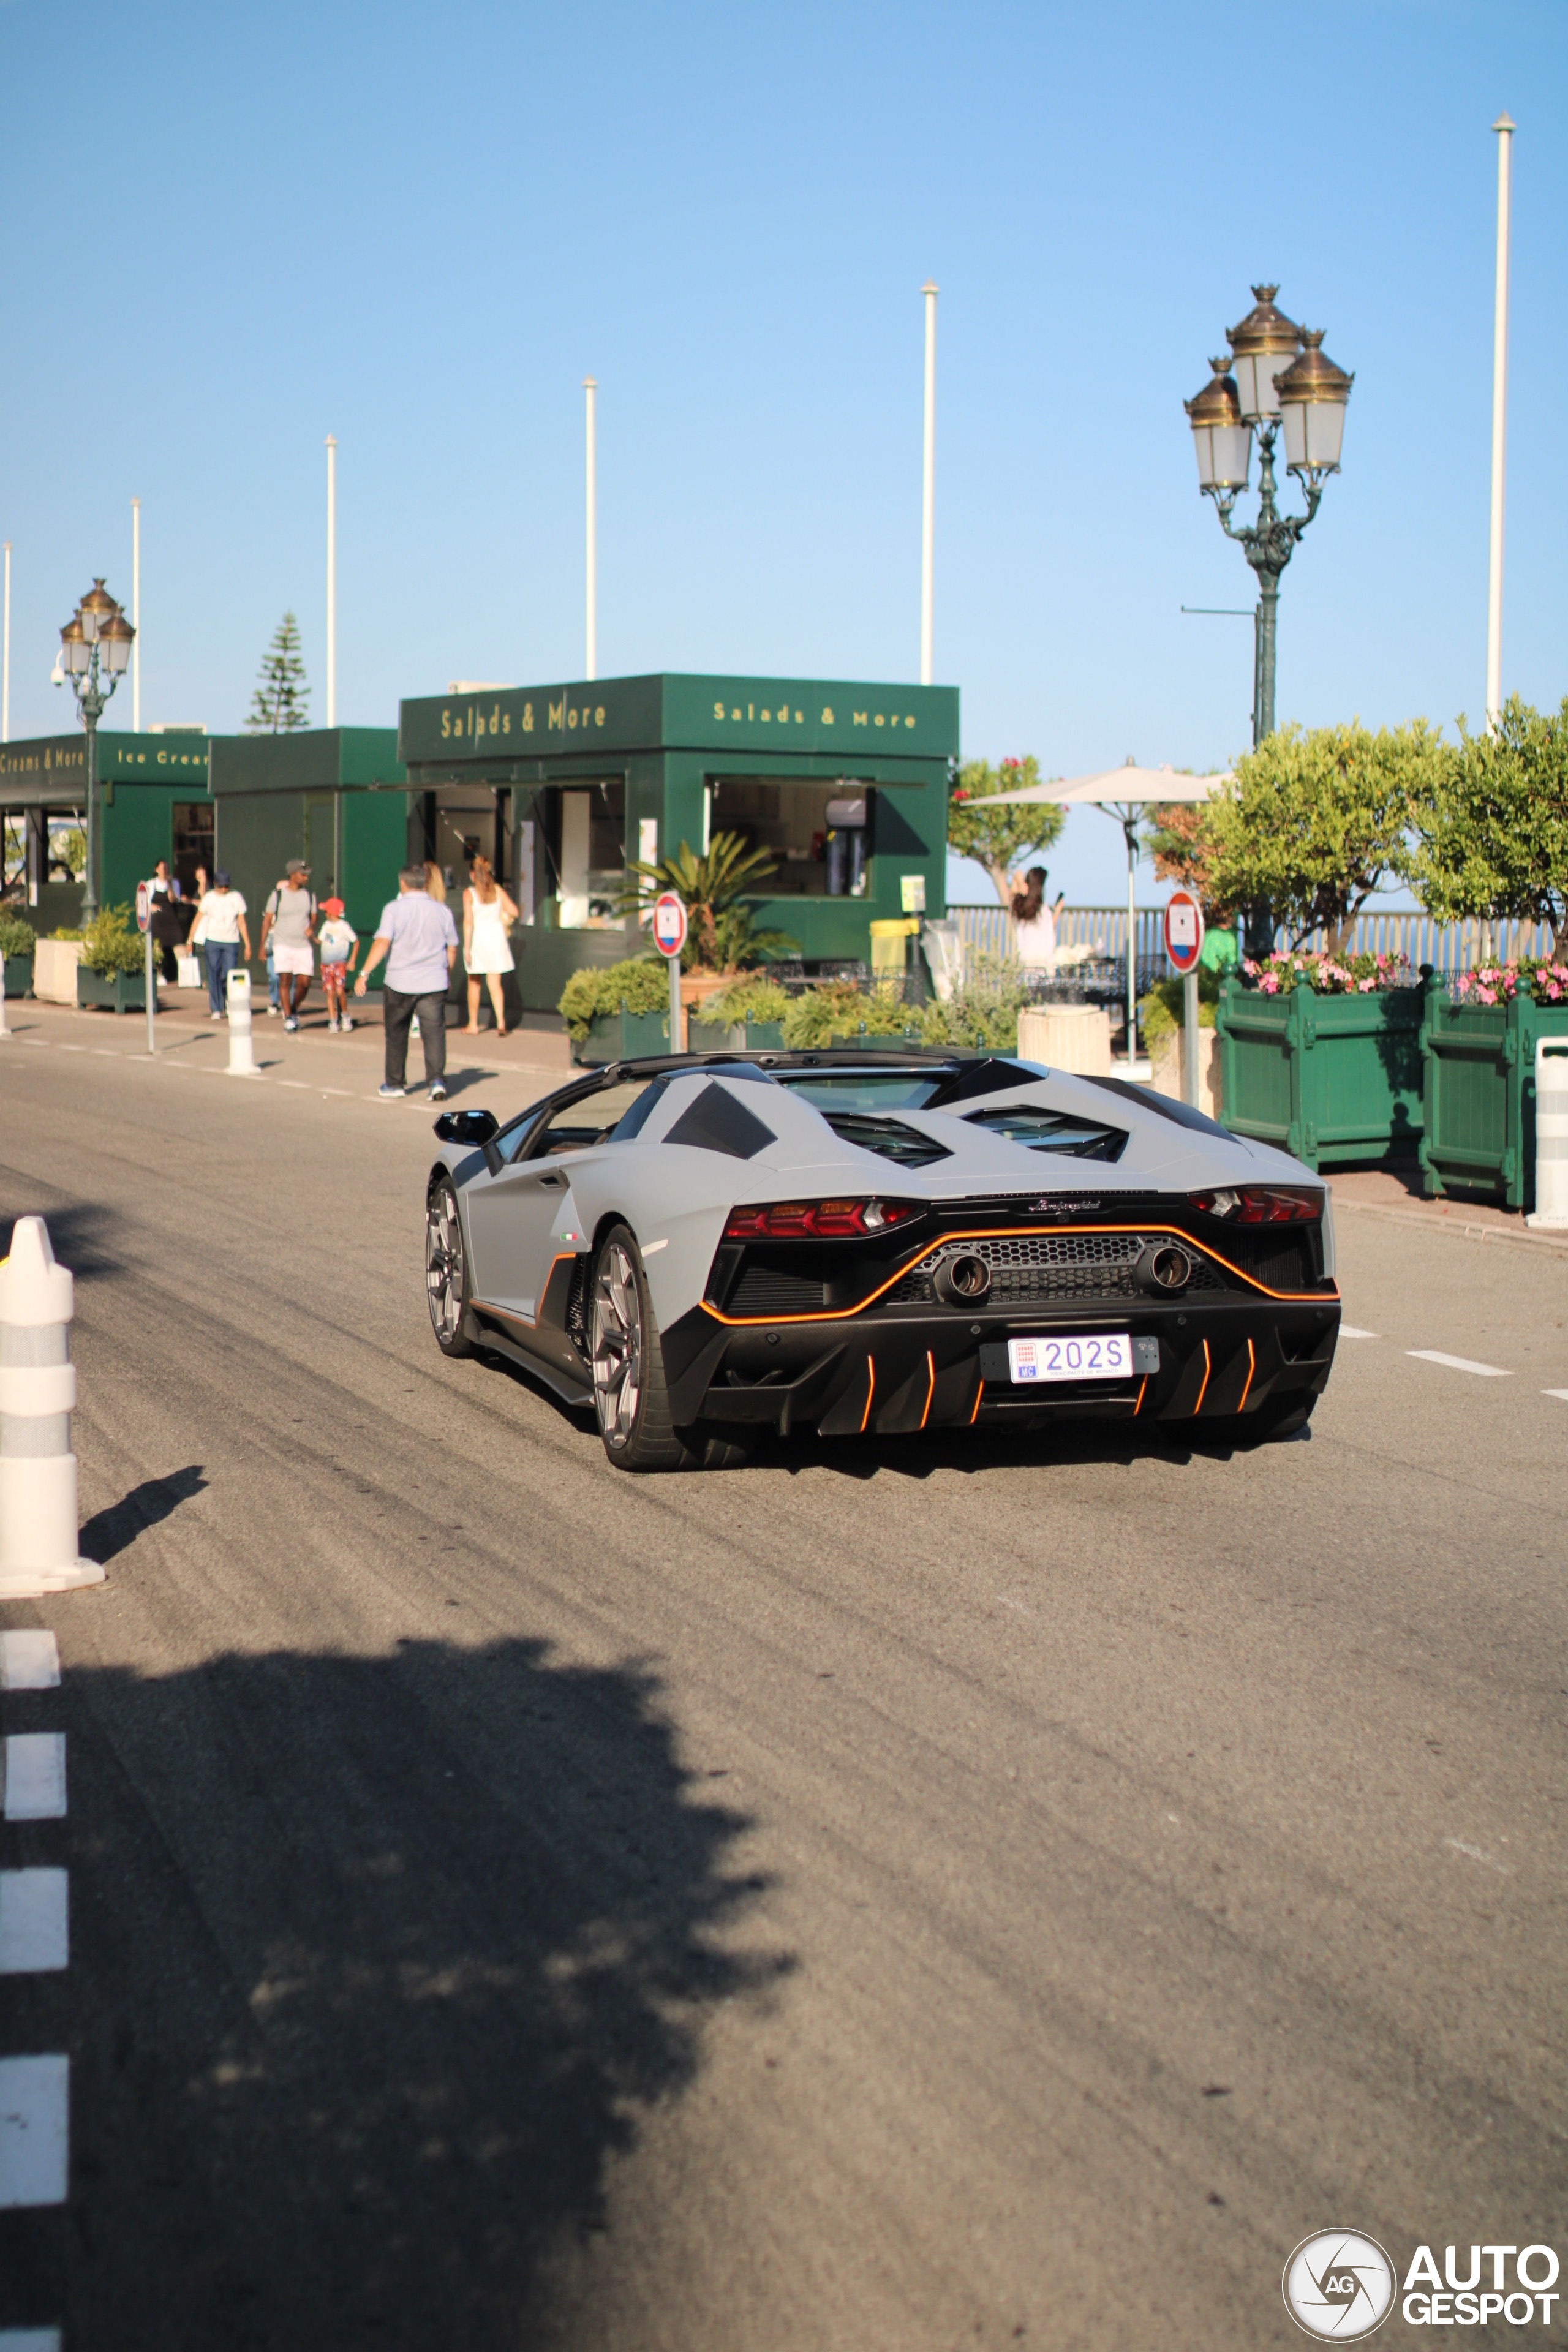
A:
[1283,2231,1395,2340]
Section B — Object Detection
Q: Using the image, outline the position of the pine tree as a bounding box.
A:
[246,612,312,733]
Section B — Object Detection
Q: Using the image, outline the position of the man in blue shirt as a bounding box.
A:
[355,865,460,1099]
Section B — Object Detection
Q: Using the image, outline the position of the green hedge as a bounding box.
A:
[50,904,146,977]
[558,956,669,1042]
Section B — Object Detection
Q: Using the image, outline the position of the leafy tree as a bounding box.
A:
[247,612,311,733]
[946,756,1065,907]
[1142,801,1233,921]
[614,832,795,972]
[1206,720,1444,954]
[1409,696,1568,949]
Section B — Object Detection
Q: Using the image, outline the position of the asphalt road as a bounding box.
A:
[2,1007,1566,2349]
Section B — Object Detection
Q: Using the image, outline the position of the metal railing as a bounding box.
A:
[947,905,1559,976]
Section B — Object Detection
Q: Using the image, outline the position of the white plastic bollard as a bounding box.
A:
[0,1218,105,1596]
[225,963,260,1076]
[1526,1036,1568,1229]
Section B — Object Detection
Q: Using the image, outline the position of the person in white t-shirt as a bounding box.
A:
[190,872,252,1015]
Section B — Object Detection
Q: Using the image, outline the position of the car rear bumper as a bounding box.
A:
[661,1295,1340,1439]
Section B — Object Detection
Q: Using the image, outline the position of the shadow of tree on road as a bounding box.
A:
[0,1635,786,2349]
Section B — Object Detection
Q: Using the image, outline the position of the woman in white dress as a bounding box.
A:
[462,854,519,1035]
[1011,865,1065,984]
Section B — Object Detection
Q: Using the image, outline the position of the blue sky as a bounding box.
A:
[1,0,1562,903]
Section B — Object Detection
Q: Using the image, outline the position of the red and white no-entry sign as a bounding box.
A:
[135,881,153,935]
[651,891,687,960]
[1163,889,1205,974]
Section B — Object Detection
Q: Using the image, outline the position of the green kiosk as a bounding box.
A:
[206,728,409,959]
[397,672,959,1017]
[0,729,214,934]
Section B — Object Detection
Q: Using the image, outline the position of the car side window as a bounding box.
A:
[524,1079,661,1160]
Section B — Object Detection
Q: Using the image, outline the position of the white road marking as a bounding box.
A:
[1406,1350,1511,1378]
[279,1080,309,1090]
[1445,1837,1512,1874]
[1544,1390,1568,1403]
[1338,1325,1378,1340]
[55,1045,85,1054]
[2,1735,66,1822]
[0,2056,69,2208]
[0,1872,68,1973]
[0,1633,60,1691]
[90,1049,119,1058]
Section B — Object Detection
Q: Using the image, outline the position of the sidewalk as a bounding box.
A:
[140,984,576,1072]
[1330,1164,1568,1256]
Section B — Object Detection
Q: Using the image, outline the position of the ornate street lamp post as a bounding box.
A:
[1184,287,1353,751]
[55,578,135,920]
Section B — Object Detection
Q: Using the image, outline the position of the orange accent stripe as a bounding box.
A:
[699,1222,1337,1327]
[1193,1338,1212,1416]
[918,1351,936,1431]
[1237,1336,1256,1414]
[1133,1375,1148,1417]
[473,1253,578,1332]
[859,1355,876,1433]
[968,1373,984,1425]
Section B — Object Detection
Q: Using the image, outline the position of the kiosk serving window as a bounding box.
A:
[550,778,625,927]
[708,777,872,897]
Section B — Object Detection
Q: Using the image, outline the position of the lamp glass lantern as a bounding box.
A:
[1225,284,1302,422]
[99,610,135,676]
[58,618,91,677]
[1185,361,1252,491]
[77,578,119,646]
[1276,331,1354,473]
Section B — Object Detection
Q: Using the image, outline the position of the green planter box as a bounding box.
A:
[573,1008,673,1066]
[745,1020,786,1050]
[1216,977,1423,1172]
[75,967,148,1014]
[688,1018,741,1053]
[2,952,34,1000]
[1419,975,1568,1210]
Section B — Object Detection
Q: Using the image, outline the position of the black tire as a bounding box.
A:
[589,1224,695,1471]
[426,1178,477,1359]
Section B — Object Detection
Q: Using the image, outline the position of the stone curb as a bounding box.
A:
[1333,1194,1568,1259]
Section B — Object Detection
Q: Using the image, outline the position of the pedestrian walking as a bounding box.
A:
[259,859,318,1032]
[318,897,358,1031]
[190,871,251,1015]
[146,859,184,986]
[354,864,459,1100]
[461,854,518,1036]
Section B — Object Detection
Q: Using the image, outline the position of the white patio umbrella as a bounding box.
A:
[982,760,1231,1067]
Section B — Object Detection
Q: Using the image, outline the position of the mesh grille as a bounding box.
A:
[886,1232,1225,1308]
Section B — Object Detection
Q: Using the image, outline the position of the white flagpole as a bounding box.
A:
[584,378,598,682]
[131,497,141,732]
[1486,115,1515,730]
[2,542,10,744]
[325,435,338,728]
[921,282,938,686]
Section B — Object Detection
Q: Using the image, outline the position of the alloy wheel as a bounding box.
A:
[592,1241,643,1444]
[426,1189,466,1344]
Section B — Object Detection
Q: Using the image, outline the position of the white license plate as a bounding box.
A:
[1007,1332,1133,1384]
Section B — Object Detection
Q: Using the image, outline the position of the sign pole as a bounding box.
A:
[136,879,156,1055]
[650,889,688,1052]
[1163,889,1205,1111]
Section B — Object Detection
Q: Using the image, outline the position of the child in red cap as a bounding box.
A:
[318,897,358,1031]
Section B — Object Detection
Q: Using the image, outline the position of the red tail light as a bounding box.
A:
[1189,1185,1322,1224]
[723,1198,919,1241]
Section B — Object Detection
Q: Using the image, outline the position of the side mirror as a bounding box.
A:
[434,1107,499,1146]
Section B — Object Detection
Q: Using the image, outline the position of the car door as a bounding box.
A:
[466,1077,654,1325]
